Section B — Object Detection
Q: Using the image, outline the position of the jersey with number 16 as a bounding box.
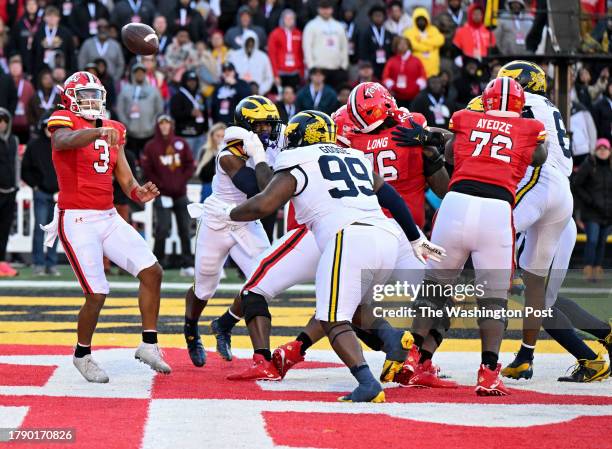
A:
[48,109,126,210]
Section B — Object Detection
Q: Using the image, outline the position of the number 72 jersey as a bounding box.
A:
[48,109,126,210]
[274,143,398,249]
[448,108,546,201]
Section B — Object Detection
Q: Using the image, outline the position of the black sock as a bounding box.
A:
[516,342,534,362]
[556,296,611,340]
[413,333,425,349]
[184,316,199,335]
[481,351,498,371]
[296,332,313,354]
[419,350,433,364]
[75,343,91,358]
[217,309,240,331]
[544,305,597,360]
[255,348,272,361]
[142,331,158,344]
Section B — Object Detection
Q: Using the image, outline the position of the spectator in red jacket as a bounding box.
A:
[141,114,195,274]
[382,36,427,108]
[267,9,303,89]
[452,3,496,62]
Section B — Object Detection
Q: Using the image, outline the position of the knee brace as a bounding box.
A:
[476,297,508,328]
[241,290,271,324]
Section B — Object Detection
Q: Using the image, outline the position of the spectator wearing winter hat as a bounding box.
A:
[573,138,612,282]
[21,113,59,276]
[227,29,274,95]
[358,4,395,80]
[225,5,267,50]
[404,7,445,77]
[494,0,533,55]
[268,9,304,89]
[141,114,195,275]
[382,36,427,109]
[170,70,208,160]
[209,62,251,125]
[116,63,164,159]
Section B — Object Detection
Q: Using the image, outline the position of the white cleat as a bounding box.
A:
[135,342,172,374]
[73,355,110,383]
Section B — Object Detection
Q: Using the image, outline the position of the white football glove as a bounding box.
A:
[244,132,266,165]
[203,196,235,222]
[222,126,251,146]
[410,236,446,264]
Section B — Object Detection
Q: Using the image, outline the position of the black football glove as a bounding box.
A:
[391,118,444,149]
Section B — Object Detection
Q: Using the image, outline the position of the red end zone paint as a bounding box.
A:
[0,363,56,387]
[264,412,612,449]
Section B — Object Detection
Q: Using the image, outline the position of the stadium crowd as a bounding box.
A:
[0,0,610,279]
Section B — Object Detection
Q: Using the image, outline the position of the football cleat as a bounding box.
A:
[73,355,109,383]
[210,318,233,361]
[405,360,458,388]
[338,382,385,403]
[272,340,304,379]
[392,344,420,385]
[501,356,533,380]
[135,342,172,374]
[598,329,612,362]
[227,354,281,381]
[558,353,610,383]
[380,331,414,383]
[476,363,511,396]
[184,323,206,367]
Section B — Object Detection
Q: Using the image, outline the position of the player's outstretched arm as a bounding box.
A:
[52,127,119,150]
[115,145,160,203]
[229,171,296,222]
[530,141,548,167]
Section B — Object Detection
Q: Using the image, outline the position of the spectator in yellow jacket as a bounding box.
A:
[403,7,444,78]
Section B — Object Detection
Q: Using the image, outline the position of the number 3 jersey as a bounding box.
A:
[48,109,126,210]
[448,109,546,201]
[274,143,399,250]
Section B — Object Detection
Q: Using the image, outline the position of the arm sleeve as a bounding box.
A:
[231,166,260,198]
[376,182,420,241]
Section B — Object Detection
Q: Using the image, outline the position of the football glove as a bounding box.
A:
[391,118,444,149]
[223,126,251,145]
[410,236,446,264]
[244,132,266,165]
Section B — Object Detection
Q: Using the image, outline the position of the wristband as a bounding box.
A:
[130,186,140,202]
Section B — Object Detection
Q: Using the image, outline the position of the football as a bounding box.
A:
[121,22,159,55]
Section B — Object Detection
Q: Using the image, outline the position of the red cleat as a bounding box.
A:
[475,363,511,396]
[393,344,419,385]
[405,359,458,388]
[227,354,281,381]
[272,340,304,379]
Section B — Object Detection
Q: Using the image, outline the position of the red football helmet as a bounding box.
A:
[60,71,107,120]
[482,77,525,117]
[347,82,397,133]
[331,105,353,146]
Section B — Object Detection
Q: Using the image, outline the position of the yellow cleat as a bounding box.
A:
[379,331,415,383]
[558,353,610,383]
[501,357,533,380]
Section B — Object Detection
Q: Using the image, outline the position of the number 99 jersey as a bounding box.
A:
[523,92,572,177]
[274,143,399,250]
[48,109,126,210]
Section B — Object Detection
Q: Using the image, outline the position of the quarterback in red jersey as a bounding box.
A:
[46,71,171,383]
[409,77,547,396]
